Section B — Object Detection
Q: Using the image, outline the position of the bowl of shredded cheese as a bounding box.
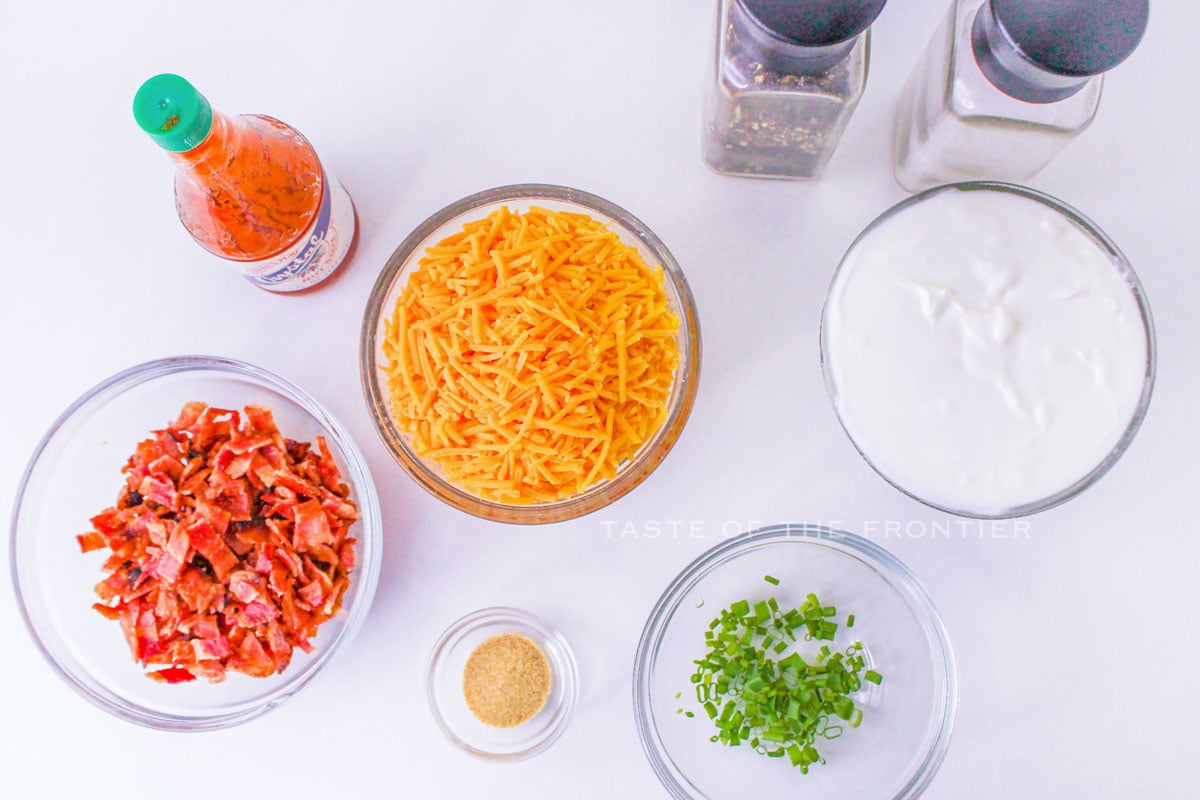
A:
[361,184,701,523]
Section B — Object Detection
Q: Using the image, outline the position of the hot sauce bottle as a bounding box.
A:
[133,74,355,292]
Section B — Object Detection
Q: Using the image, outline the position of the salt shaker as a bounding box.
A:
[893,0,1149,192]
[703,0,889,180]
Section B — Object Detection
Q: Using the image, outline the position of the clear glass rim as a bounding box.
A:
[9,354,384,731]
[425,606,580,762]
[820,181,1157,520]
[360,183,702,524]
[632,524,959,800]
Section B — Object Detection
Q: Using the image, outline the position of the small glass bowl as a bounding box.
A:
[9,356,383,731]
[360,184,701,524]
[427,607,579,761]
[821,182,1156,519]
[634,524,957,800]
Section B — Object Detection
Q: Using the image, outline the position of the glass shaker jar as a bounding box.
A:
[703,0,889,180]
[893,0,1149,192]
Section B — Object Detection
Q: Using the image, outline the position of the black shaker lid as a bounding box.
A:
[738,0,888,47]
[991,0,1149,77]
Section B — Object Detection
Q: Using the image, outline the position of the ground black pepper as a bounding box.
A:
[703,0,882,179]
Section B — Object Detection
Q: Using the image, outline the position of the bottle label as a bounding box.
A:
[242,173,355,292]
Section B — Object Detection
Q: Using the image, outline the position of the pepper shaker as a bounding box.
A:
[703,0,889,180]
[893,0,1149,192]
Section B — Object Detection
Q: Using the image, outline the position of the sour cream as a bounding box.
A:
[823,186,1152,516]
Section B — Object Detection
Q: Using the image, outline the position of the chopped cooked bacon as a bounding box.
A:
[95,571,129,603]
[322,494,359,521]
[139,474,179,510]
[298,580,326,607]
[154,586,179,624]
[149,666,198,684]
[139,514,169,548]
[230,434,275,456]
[243,405,278,433]
[91,602,122,621]
[228,570,264,604]
[273,471,315,498]
[191,635,231,661]
[275,553,306,585]
[185,517,238,580]
[154,525,190,584]
[147,455,184,482]
[154,429,183,460]
[136,608,160,664]
[232,631,276,678]
[293,499,334,550]
[78,402,358,684]
[194,498,231,536]
[172,402,206,431]
[263,620,292,671]
[209,476,253,521]
[339,540,357,572]
[76,532,106,553]
[241,600,280,626]
[89,508,124,536]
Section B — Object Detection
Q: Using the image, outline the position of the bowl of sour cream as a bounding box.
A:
[821,182,1155,519]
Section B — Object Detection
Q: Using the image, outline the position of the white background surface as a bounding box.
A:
[2,1,1197,798]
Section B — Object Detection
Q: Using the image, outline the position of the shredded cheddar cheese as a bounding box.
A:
[381,205,681,504]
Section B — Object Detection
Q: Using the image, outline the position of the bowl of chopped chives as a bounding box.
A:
[360,184,700,523]
[633,525,958,800]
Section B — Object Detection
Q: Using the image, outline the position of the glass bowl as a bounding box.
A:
[9,355,383,731]
[821,182,1156,519]
[427,607,579,761]
[360,184,701,524]
[634,524,957,800]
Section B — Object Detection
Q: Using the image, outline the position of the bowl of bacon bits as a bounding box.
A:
[10,356,382,730]
[361,184,701,524]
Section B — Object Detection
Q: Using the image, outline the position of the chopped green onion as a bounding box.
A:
[677,581,883,775]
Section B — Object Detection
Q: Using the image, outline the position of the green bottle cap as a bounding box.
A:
[132,74,213,152]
